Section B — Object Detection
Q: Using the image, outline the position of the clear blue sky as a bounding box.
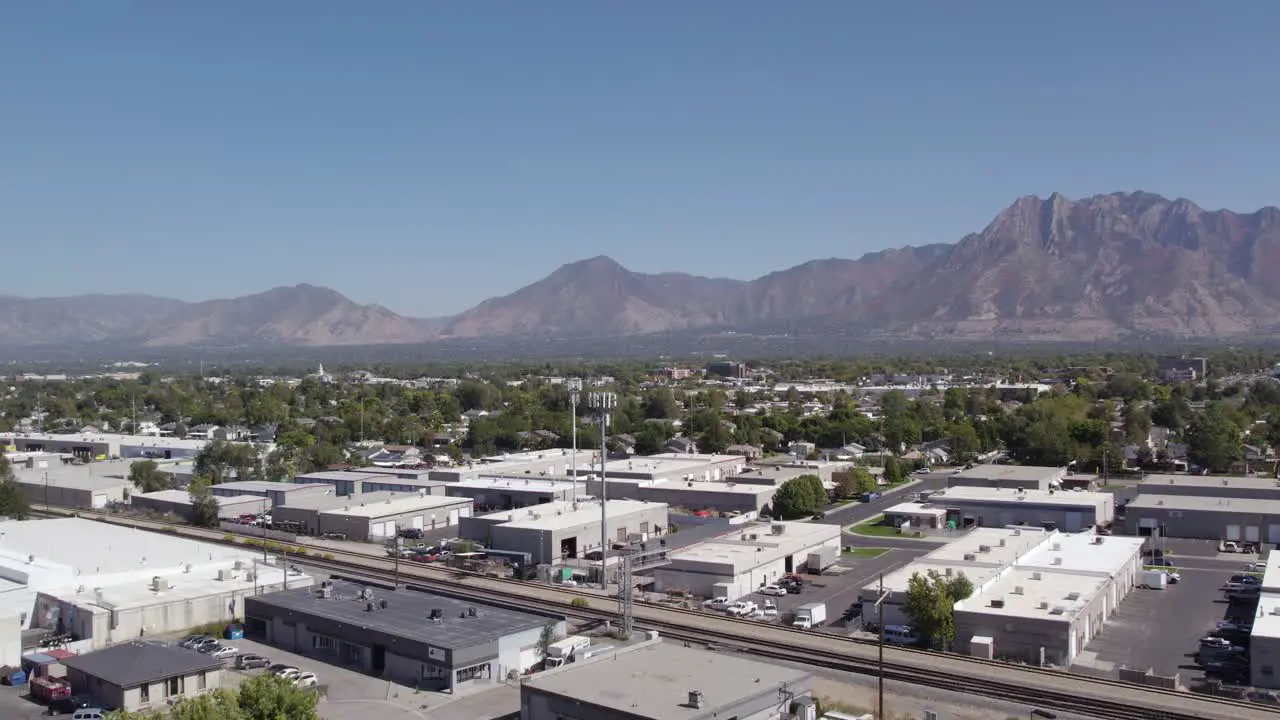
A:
[4,2,1279,316]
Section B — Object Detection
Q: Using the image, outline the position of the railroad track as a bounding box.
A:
[36,508,1275,720]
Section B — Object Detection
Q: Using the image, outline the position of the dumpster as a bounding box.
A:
[224,624,245,640]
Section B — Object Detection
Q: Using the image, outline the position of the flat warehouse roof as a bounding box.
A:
[950,465,1065,483]
[247,580,554,649]
[295,470,388,483]
[924,526,1050,567]
[931,487,1110,507]
[480,500,665,531]
[884,502,946,516]
[320,493,469,518]
[669,521,840,568]
[1252,595,1280,640]
[869,561,1003,594]
[12,465,133,491]
[459,477,578,492]
[1139,474,1280,492]
[959,567,1108,622]
[601,457,716,477]
[1263,551,1280,594]
[1015,533,1143,576]
[214,480,326,494]
[1,432,209,451]
[648,480,775,496]
[1128,494,1280,514]
[521,641,809,720]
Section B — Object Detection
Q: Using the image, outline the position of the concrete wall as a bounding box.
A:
[1126,506,1280,542]
[66,667,222,712]
[519,674,813,720]
[954,578,1114,667]
[1253,634,1280,689]
[317,499,473,542]
[445,485,571,510]
[940,497,1110,532]
[15,480,129,510]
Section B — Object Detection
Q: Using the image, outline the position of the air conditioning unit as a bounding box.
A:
[151,577,170,592]
[1012,586,1024,595]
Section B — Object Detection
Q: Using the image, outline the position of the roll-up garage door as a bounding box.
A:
[92,493,108,509]
[1225,525,1241,541]
[412,516,424,530]
[448,509,460,526]
[1269,525,1280,543]
[1064,512,1083,532]
[386,521,398,536]
[1245,526,1261,543]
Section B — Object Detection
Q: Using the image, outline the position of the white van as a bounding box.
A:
[882,625,918,646]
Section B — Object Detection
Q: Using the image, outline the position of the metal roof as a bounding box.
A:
[60,642,223,688]
[245,580,556,650]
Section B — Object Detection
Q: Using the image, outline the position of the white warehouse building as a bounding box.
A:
[649,521,842,601]
[0,517,310,666]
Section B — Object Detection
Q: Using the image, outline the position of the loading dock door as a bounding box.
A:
[412,516,425,530]
[1269,525,1280,543]
[1245,526,1261,543]
[92,493,108,509]
[1064,512,1083,532]
[1225,525,1241,541]
[448,509,460,526]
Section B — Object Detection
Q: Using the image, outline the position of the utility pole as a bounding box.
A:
[589,392,616,589]
[873,572,890,720]
[568,379,582,501]
[393,535,402,588]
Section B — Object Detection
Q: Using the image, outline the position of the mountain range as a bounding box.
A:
[6,191,1280,349]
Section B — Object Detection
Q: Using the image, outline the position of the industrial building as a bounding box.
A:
[858,526,1143,667]
[1251,552,1280,689]
[429,450,596,483]
[519,640,814,720]
[444,477,581,511]
[272,490,474,540]
[724,460,854,487]
[9,461,134,510]
[1,432,213,460]
[928,486,1115,532]
[1124,494,1280,542]
[245,580,564,692]
[948,465,1067,492]
[130,489,268,521]
[60,641,225,712]
[293,470,443,497]
[209,480,334,507]
[1137,473,1280,501]
[882,502,948,529]
[459,500,670,565]
[589,454,744,483]
[0,517,310,656]
[649,520,842,600]
[582,477,777,515]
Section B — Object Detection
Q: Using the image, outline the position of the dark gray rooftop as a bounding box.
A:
[245,580,557,649]
[60,642,223,688]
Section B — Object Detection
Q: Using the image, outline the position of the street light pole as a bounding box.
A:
[589,392,616,589]
[568,379,582,502]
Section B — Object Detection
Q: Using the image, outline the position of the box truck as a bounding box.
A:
[792,602,827,629]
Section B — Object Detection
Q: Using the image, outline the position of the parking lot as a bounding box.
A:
[1070,563,1248,683]
[699,546,927,630]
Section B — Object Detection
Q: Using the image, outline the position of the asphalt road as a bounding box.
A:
[818,472,954,526]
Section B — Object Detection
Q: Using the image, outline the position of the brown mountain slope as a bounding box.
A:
[141,284,433,347]
[0,294,185,346]
[872,192,1280,340]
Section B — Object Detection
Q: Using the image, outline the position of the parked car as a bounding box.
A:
[179,635,211,649]
[1164,570,1181,584]
[268,664,299,680]
[210,645,239,660]
[235,654,270,669]
[762,600,778,618]
[1246,562,1267,572]
[727,601,758,617]
[293,672,319,688]
[1147,558,1175,568]
[759,584,788,596]
[703,597,731,611]
[48,695,94,715]
[398,528,425,540]
[190,638,220,653]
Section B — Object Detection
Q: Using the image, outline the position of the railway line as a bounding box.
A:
[35,507,1277,720]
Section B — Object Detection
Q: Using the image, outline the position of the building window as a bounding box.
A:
[639,522,649,533]
[197,672,207,690]
[166,677,182,696]
[456,664,489,683]
[314,635,336,652]
[140,683,150,703]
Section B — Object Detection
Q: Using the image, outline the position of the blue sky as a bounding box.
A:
[4,2,1279,316]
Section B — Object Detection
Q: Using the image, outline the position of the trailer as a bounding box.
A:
[807,545,838,574]
[544,635,591,668]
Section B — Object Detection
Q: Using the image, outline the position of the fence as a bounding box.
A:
[218,521,298,543]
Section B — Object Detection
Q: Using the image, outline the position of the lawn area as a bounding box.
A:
[847,515,902,537]
[843,547,892,558]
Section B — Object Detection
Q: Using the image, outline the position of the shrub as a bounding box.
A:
[322,553,334,561]
[570,597,590,608]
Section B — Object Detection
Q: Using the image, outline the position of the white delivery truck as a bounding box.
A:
[1137,569,1168,589]
[792,602,827,630]
[544,635,591,668]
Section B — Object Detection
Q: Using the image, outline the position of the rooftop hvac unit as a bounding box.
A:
[1052,557,1063,565]
[1012,586,1024,595]
[1032,572,1042,580]
[184,564,193,574]
[1271,607,1280,616]
[1051,543,1062,551]
[217,569,233,581]
[963,553,977,561]
[366,602,375,612]
[1093,536,1105,545]
[740,533,749,541]
[152,576,169,591]
[688,691,704,709]
[380,599,388,609]
[1012,528,1022,536]
[998,539,1006,547]
[989,598,1004,608]
[749,534,758,541]
[771,524,785,535]
[318,584,333,599]
[978,545,991,553]
[1066,592,1081,601]
[944,568,953,577]
[468,607,477,617]
[1038,601,1049,610]
[430,608,443,620]
[1051,606,1066,615]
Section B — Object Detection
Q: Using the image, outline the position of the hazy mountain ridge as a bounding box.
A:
[5,191,1280,348]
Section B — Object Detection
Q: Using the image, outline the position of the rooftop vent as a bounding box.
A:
[468,606,478,617]
[1051,606,1066,615]
[963,553,977,561]
[1051,543,1062,551]
[989,598,1005,608]
[998,539,1007,547]
[430,608,443,620]
[688,691,705,709]
[1032,572,1043,580]
[1092,536,1105,545]
[978,545,991,553]
[380,599,388,609]
[152,577,169,592]
[1038,601,1049,610]
[1066,592,1081,601]
[1012,586,1024,595]
[1052,557,1063,566]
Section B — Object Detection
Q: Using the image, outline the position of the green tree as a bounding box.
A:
[187,476,221,528]
[641,387,680,420]
[0,456,28,520]
[129,460,171,493]
[882,457,907,485]
[770,475,826,519]
[834,467,877,498]
[171,690,247,720]
[633,424,670,455]
[538,620,561,659]
[235,672,320,720]
[901,569,973,648]
[1186,405,1243,473]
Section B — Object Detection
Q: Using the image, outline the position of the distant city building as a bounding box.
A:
[704,361,746,379]
[1156,356,1206,382]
